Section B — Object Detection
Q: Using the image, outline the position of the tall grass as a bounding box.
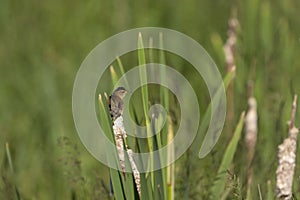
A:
[0,0,300,199]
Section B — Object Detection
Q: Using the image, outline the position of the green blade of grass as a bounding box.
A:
[138,32,154,184]
[138,32,152,151]
[122,155,135,200]
[146,175,154,200]
[158,32,168,200]
[159,32,168,116]
[266,180,273,200]
[98,94,115,144]
[110,65,118,86]
[5,143,21,200]
[159,32,169,146]
[152,116,165,200]
[5,143,15,174]
[166,116,175,200]
[136,173,151,200]
[138,32,150,125]
[109,168,125,200]
[191,68,235,155]
[116,56,130,90]
[210,111,245,199]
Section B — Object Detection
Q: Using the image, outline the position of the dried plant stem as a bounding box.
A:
[224,18,238,73]
[112,117,127,177]
[257,184,263,200]
[245,96,258,199]
[224,17,239,134]
[245,97,258,162]
[127,149,141,196]
[112,116,141,197]
[276,95,299,200]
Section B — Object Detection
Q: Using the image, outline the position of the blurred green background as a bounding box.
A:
[1,0,300,199]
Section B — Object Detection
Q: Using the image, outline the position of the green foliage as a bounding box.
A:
[210,112,245,200]
[1,0,300,199]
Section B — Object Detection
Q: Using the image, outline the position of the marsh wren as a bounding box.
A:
[109,87,128,121]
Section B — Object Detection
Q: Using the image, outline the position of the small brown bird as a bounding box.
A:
[108,87,128,121]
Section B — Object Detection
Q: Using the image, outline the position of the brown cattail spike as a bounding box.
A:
[276,95,299,200]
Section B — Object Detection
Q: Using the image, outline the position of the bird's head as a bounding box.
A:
[113,87,128,99]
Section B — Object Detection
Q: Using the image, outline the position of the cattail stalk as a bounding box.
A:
[127,149,141,196]
[224,18,238,73]
[245,97,258,161]
[245,96,258,200]
[224,16,239,134]
[112,117,127,177]
[276,95,299,200]
[112,113,141,197]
